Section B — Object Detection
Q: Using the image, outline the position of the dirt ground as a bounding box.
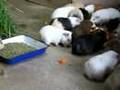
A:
[0,0,107,90]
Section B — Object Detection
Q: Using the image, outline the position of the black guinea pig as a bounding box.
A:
[72,30,107,55]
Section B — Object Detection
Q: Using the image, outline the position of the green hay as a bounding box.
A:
[0,0,17,39]
[0,43,36,59]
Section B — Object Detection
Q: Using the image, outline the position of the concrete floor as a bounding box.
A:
[0,0,107,90]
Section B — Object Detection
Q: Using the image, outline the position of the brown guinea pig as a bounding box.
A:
[72,20,92,39]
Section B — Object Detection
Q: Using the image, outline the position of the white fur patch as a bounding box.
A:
[84,4,95,14]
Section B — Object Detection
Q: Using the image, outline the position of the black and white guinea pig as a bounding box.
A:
[51,5,87,21]
[90,8,120,32]
[84,50,119,81]
[39,25,72,47]
[50,17,81,31]
[72,30,107,55]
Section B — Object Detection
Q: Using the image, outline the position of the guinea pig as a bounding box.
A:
[84,50,119,81]
[72,30,107,55]
[105,64,120,90]
[90,8,120,32]
[39,25,72,46]
[51,3,85,20]
[50,17,81,31]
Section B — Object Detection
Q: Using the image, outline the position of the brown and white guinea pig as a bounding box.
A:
[72,30,107,55]
[39,25,72,47]
[105,64,120,90]
[90,8,120,32]
[84,50,119,81]
[50,17,81,31]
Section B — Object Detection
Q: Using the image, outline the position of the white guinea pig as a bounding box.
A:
[84,50,119,81]
[50,17,81,31]
[39,25,72,46]
[90,8,120,25]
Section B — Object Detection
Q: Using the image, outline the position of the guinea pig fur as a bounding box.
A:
[51,6,77,19]
[50,17,81,31]
[72,30,107,55]
[39,25,72,46]
[68,8,84,20]
[84,50,119,81]
[90,8,120,26]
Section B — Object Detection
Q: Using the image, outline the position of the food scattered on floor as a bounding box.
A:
[58,57,68,64]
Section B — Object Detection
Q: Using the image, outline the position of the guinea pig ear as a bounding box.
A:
[79,8,91,20]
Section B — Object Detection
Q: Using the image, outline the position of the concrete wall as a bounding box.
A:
[72,0,120,7]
